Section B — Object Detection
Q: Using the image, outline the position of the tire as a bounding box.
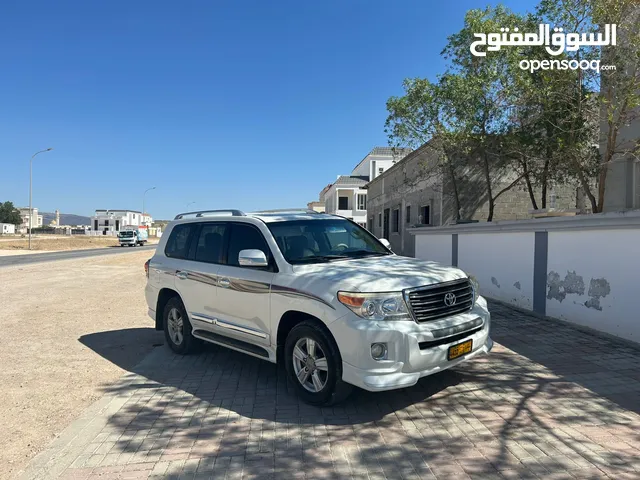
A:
[284,320,353,406]
[163,296,197,355]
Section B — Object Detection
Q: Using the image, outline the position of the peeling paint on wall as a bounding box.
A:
[563,271,585,296]
[491,276,501,288]
[513,281,521,290]
[584,278,611,311]
[547,270,610,311]
[547,271,565,301]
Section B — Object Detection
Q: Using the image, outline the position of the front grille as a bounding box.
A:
[405,278,473,323]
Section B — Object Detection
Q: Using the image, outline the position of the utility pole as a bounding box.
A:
[29,148,53,250]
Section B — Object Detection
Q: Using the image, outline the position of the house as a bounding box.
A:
[17,207,43,232]
[90,210,153,235]
[321,147,412,226]
[322,176,370,226]
[366,141,582,256]
[306,201,326,213]
[0,223,16,235]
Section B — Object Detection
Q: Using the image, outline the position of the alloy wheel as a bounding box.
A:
[292,337,329,392]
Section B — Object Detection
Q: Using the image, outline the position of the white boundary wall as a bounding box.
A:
[411,212,640,343]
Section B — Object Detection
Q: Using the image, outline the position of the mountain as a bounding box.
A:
[41,212,91,226]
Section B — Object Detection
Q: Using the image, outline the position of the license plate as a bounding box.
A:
[448,339,473,360]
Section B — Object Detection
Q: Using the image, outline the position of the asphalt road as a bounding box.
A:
[0,245,157,268]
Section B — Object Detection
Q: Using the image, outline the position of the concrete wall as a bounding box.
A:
[411,211,640,343]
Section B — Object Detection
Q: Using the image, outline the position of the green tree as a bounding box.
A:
[385,78,465,221]
[0,201,22,225]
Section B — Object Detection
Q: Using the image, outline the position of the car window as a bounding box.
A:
[194,223,227,264]
[164,223,196,259]
[268,219,389,264]
[227,223,271,267]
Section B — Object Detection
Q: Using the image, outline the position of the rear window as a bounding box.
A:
[165,223,196,259]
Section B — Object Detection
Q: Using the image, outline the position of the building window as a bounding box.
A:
[406,205,411,224]
[378,213,382,228]
[421,205,431,225]
[338,196,349,210]
[357,193,367,210]
[392,209,399,233]
[383,209,390,238]
[368,217,373,231]
[378,167,384,175]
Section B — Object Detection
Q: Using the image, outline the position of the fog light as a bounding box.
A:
[371,343,387,360]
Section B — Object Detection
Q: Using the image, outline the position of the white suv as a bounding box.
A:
[145,209,493,405]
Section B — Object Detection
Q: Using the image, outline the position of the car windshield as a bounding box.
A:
[267,219,390,264]
[120,231,134,237]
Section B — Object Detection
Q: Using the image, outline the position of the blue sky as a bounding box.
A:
[0,0,536,220]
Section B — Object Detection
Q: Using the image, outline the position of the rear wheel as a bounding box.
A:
[163,297,197,354]
[284,321,352,406]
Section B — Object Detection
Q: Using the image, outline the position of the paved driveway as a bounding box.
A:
[23,302,640,479]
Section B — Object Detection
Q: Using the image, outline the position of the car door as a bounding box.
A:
[212,222,275,346]
[174,222,228,333]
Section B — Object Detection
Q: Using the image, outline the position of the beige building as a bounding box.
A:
[18,207,43,232]
[366,142,583,256]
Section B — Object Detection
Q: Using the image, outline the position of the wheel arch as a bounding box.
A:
[276,310,336,362]
[155,288,181,330]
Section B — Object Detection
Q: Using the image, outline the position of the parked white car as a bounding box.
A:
[144,209,492,405]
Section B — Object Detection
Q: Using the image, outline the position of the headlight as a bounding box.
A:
[468,275,480,304]
[337,291,412,321]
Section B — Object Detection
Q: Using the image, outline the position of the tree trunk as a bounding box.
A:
[523,158,539,210]
[542,144,551,208]
[482,149,495,222]
[447,160,462,221]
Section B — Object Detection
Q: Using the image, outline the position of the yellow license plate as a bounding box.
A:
[448,339,473,360]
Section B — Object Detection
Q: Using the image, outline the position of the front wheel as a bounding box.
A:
[284,321,353,406]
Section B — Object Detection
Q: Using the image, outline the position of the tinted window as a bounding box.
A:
[227,224,270,267]
[195,223,226,264]
[165,223,196,259]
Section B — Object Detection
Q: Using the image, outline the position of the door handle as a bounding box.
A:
[176,271,188,280]
[218,277,231,288]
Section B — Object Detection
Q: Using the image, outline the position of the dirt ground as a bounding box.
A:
[0,251,164,479]
[0,236,159,251]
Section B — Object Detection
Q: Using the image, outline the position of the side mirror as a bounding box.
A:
[379,238,391,249]
[238,249,268,267]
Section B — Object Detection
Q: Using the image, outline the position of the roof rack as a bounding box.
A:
[251,208,321,214]
[174,209,245,220]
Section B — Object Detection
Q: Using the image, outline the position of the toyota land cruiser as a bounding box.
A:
[145,209,492,405]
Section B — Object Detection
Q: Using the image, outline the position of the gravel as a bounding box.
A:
[0,251,163,479]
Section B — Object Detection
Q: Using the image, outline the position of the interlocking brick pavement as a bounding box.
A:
[22,302,640,479]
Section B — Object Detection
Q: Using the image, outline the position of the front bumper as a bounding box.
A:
[329,296,493,392]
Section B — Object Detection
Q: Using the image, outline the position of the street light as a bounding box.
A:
[142,186,156,226]
[29,148,53,250]
[186,201,196,210]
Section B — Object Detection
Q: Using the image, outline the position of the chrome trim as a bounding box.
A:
[190,312,268,339]
[191,312,215,324]
[403,278,473,323]
[430,317,484,339]
[215,318,268,339]
[271,284,336,310]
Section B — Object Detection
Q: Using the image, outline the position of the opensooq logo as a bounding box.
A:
[470,24,617,57]
[469,24,617,72]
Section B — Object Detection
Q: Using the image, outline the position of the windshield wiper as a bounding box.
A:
[343,250,389,258]
[291,254,350,264]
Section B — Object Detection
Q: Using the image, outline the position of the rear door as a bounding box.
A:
[174,222,228,332]
[212,222,275,346]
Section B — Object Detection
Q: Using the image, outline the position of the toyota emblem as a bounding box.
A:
[444,292,457,307]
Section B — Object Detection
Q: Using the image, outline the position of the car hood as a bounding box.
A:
[291,254,467,292]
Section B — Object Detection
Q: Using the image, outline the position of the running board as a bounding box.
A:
[192,329,269,358]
